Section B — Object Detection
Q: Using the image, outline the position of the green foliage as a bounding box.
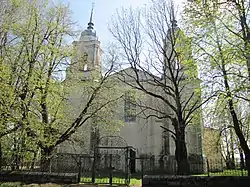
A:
[184,0,250,171]
[0,0,123,169]
[175,30,198,80]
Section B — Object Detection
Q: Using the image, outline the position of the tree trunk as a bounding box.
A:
[245,153,250,176]
[174,128,190,175]
[239,147,245,169]
[230,128,236,169]
[227,98,250,176]
[31,150,38,170]
[225,134,232,169]
[40,147,54,172]
[223,78,250,176]
[246,55,250,80]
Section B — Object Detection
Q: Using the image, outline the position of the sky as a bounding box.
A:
[61,0,184,46]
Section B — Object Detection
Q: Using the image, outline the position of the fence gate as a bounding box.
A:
[92,136,134,185]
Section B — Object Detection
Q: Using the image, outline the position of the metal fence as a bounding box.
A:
[50,154,249,182]
[204,158,248,176]
[0,154,248,185]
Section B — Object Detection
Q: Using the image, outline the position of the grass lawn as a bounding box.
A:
[80,177,141,185]
[81,170,248,185]
[193,169,248,176]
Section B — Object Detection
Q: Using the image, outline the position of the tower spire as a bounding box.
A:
[87,2,95,30]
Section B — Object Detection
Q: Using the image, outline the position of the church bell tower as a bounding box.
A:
[64,5,102,154]
[67,5,102,81]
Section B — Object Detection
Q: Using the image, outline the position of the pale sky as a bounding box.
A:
[62,0,184,46]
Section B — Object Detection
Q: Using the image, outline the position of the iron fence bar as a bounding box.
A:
[125,147,129,185]
[206,158,210,177]
[78,157,82,183]
[141,159,144,181]
[92,148,96,183]
[109,154,112,185]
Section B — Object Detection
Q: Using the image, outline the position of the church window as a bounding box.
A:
[162,130,169,155]
[124,91,136,122]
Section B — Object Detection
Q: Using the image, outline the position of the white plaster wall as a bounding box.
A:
[111,70,167,157]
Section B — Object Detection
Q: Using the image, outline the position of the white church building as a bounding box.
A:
[56,10,204,174]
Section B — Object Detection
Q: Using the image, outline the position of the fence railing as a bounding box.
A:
[203,158,248,176]
[0,154,249,185]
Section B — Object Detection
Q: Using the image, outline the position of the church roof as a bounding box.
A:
[112,67,162,83]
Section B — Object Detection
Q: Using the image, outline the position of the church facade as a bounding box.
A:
[57,12,204,173]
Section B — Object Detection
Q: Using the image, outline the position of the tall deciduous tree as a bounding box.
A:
[184,0,250,175]
[0,0,122,171]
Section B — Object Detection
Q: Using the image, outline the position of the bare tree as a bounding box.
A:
[109,0,211,174]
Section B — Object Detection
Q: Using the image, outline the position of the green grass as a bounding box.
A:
[80,170,248,185]
[80,177,142,185]
[193,169,248,176]
[129,178,141,185]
